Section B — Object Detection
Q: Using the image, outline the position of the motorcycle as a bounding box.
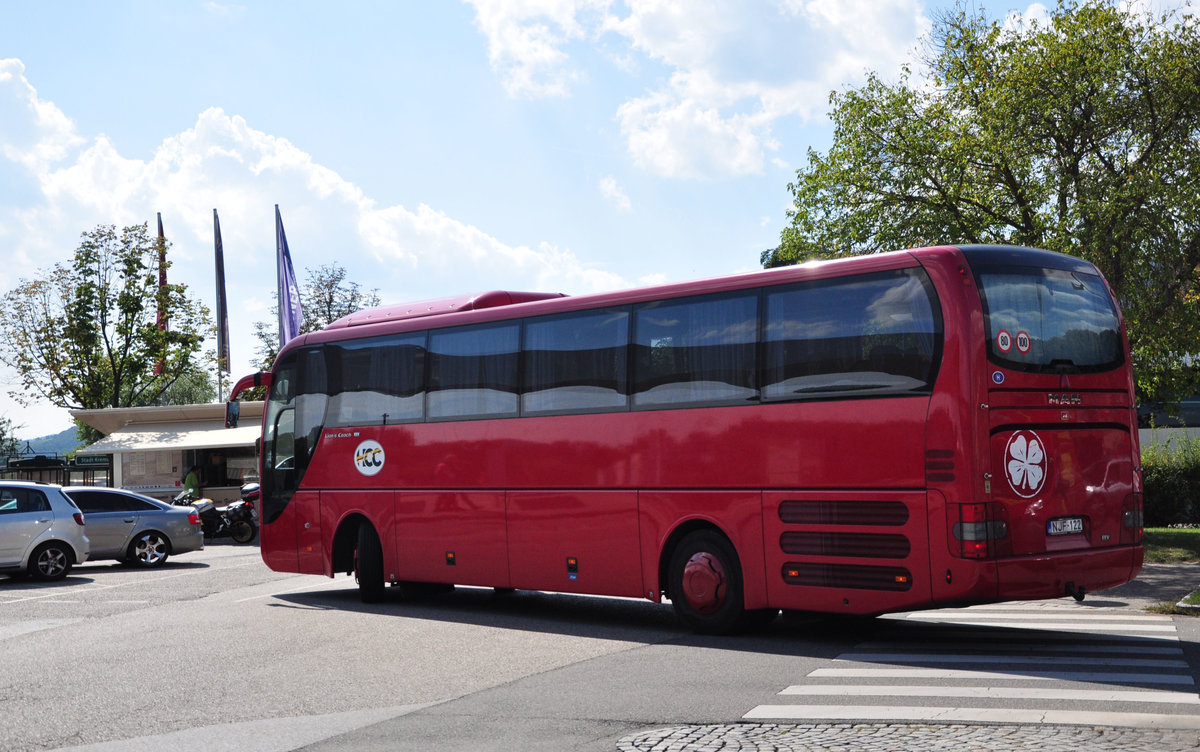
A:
[172,489,258,544]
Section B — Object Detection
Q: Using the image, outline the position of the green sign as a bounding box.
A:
[75,454,110,466]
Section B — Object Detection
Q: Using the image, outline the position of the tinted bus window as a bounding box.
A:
[428,322,520,419]
[262,354,297,523]
[975,266,1122,373]
[523,308,630,414]
[296,348,329,471]
[762,268,942,400]
[326,333,426,427]
[633,292,758,408]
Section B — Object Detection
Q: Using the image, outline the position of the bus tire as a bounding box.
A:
[355,523,385,604]
[668,530,746,635]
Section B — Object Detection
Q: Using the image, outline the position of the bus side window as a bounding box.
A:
[762,268,942,401]
[632,292,758,409]
[523,308,630,414]
[294,348,328,469]
[428,322,520,420]
[326,333,426,427]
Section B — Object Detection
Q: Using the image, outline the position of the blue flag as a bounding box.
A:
[213,208,230,373]
[276,205,304,346]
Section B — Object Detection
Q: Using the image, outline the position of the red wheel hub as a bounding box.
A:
[681,551,726,614]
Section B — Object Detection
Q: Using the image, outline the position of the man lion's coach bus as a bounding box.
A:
[228,245,1143,634]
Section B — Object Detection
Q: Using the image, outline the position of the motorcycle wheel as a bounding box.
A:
[231,519,257,543]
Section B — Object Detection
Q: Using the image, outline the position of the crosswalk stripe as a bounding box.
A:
[890,619,1177,634]
[901,611,1173,622]
[808,667,1194,684]
[747,604,1200,728]
[834,653,1188,668]
[777,685,1200,704]
[901,612,1174,623]
[742,705,1200,729]
[853,641,1183,655]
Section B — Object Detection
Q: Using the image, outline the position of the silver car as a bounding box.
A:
[64,487,204,568]
[0,481,91,581]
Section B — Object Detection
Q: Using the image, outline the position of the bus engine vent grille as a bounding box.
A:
[778,500,909,526]
[780,531,911,559]
[782,562,913,591]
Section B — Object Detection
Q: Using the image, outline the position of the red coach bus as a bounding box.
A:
[228,245,1143,634]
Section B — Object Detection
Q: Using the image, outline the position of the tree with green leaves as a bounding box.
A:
[762,0,1200,403]
[251,263,381,369]
[0,416,18,456]
[0,224,211,414]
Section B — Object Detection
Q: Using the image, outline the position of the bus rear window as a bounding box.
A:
[975,266,1122,373]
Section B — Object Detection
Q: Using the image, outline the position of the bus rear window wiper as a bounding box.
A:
[1049,358,1079,374]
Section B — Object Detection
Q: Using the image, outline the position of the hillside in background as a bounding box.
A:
[11,427,84,458]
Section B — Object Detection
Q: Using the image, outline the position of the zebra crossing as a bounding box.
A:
[744,601,1200,729]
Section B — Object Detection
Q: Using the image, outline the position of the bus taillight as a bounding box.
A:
[1121,493,1144,544]
[953,503,1008,559]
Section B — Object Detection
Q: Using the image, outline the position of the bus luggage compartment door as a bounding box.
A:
[763,490,931,615]
[507,491,641,597]
[988,419,1135,558]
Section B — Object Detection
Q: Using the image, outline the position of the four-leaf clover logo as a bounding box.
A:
[1004,430,1047,499]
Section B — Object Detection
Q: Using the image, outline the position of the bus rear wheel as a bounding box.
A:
[668,530,746,635]
[355,523,385,604]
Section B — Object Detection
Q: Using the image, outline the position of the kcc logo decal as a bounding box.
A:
[354,440,385,476]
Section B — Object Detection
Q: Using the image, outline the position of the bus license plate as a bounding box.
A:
[1047,517,1084,536]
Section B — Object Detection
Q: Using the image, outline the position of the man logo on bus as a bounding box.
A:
[354,440,385,477]
[1004,430,1047,498]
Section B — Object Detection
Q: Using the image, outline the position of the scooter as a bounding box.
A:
[172,490,258,544]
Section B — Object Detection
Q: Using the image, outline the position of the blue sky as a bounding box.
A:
[0,0,1188,439]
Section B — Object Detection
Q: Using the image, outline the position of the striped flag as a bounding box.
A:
[213,209,230,373]
[275,205,304,346]
[154,212,168,376]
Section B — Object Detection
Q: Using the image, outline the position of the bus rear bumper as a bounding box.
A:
[995,545,1144,601]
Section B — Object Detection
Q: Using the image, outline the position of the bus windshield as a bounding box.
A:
[974,265,1123,373]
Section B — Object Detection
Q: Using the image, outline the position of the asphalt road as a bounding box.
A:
[2,544,1199,752]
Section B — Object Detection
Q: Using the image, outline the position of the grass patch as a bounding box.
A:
[1145,602,1200,616]
[1143,527,1200,563]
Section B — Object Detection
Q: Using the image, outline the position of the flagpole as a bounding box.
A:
[276,205,284,347]
[155,213,167,388]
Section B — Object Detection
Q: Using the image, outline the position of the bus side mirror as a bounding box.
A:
[225,401,240,428]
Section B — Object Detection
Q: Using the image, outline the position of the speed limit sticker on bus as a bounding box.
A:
[996,329,1013,353]
[1016,330,1031,353]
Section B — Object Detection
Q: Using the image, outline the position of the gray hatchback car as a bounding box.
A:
[0,481,91,580]
[64,487,204,567]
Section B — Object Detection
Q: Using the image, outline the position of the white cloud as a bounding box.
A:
[0,60,632,435]
[606,1,928,179]
[598,175,631,210]
[465,1,929,180]
[465,0,609,98]
[0,59,85,175]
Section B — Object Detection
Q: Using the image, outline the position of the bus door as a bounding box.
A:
[294,490,323,574]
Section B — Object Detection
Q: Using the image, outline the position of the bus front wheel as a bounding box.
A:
[355,523,385,604]
[668,530,746,635]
